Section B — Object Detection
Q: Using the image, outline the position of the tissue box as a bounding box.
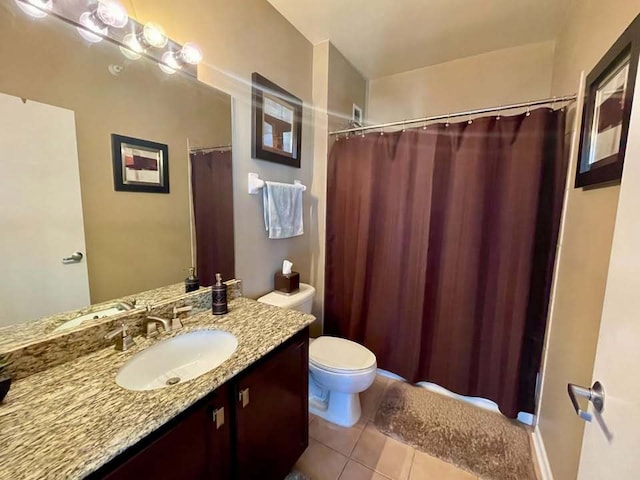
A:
[275,271,300,294]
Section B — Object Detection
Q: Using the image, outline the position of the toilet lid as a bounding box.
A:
[309,336,376,373]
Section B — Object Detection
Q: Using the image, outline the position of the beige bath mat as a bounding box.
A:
[374,382,536,480]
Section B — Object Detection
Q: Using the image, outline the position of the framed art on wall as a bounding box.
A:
[111,134,169,193]
[575,17,640,188]
[251,72,303,168]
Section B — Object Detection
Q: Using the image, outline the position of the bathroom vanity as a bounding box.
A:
[0,298,314,480]
[96,329,309,480]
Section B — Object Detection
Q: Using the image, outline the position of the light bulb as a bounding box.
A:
[120,33,144,60]
[180,43,202,65]
[15,0,53,18]
[159,51,182,74]
[78,11,107,43]
[142,22,168,48]
[95,0,128,28]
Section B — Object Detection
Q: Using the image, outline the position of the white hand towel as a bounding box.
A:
[263,181,304,239]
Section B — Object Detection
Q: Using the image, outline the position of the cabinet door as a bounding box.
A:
[234,329,309,480]
[99,384,231,480]
[101,405,209,480]
[206,384,233,480]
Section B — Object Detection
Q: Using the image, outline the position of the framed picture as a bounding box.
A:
[252,72,303,168]
[575,19,640,188]
[111,134,169,193]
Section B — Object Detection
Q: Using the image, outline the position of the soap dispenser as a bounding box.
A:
[185,267,200,293]
[211,273,228,315]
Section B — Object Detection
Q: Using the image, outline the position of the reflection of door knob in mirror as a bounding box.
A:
[62,252,84,264]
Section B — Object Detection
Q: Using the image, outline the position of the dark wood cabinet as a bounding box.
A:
[95,328,309,480]
[206,384,233,480]
[234,332,309,480]
[97,386,225,480]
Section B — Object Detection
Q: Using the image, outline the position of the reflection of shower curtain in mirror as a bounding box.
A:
[324,109,567,417]
[190,150,235,286]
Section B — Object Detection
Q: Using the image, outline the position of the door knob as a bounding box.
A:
[567,381,605,422]
[62,251,84,264]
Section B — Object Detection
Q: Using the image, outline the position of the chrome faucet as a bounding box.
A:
[144,316,172,338]
[105,323,136,352]
[118,299,137,311]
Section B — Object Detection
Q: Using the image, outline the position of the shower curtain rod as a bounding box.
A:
[190,144,232,153]
[329,94,577,136]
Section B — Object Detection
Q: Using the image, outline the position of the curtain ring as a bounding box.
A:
[551,96,557,111]
[467,114,473,125]
[361,128,366,138]
[496,107,502,121]
[422,118,427,130]
[402,120,406,133]
[445,113,450,128]
[526,106,531,117]
[336,134,340,142]
[380,127,384,136]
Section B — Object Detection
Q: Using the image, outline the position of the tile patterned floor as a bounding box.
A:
[295,375,479,480]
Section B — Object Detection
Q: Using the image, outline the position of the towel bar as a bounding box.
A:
[247,172,306,195]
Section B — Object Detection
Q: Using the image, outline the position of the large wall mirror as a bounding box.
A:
[0,2,234,336]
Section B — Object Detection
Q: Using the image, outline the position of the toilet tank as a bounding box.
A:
[257,283,315,313]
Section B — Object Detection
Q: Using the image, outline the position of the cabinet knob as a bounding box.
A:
[212,407,225,429]
[239,388,250,408]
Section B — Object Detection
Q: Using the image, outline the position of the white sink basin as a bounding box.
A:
[116,330,238,391]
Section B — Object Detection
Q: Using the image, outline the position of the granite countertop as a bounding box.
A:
[0,298,315,480]
[0,283,191,352]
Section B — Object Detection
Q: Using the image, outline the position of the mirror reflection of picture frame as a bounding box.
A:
[576,18,640,188]
[111,134,170,193]
[251,72,303,168]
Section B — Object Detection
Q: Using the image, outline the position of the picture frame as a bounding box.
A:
[575,17,640,188]
[251,72,303,168]
[111,134,169,193]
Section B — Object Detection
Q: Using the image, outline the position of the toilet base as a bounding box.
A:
[309,391,362,427]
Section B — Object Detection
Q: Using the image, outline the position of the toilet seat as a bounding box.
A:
[309,336,376,374]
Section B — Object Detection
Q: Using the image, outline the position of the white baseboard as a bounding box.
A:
[532,427,554,480]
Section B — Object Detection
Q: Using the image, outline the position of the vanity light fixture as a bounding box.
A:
[120,22,168,61]
[14,0,53,19]
[141,22,168,48]
[120,33,145,60]
[78,0,128,43]
[158,42,203,74]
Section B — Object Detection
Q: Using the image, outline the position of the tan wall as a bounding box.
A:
[328,43,368,133]
[367,41,555,123]
[308,41,367,333]
[309,41,330,335]
[537,2,640,479]
[0,8,231,303]
[128,0,315,299]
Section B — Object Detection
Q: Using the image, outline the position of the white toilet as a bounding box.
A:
[258,283,377,427]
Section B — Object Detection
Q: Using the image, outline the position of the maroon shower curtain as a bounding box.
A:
[190,150,235,286]
[324,109,566,417]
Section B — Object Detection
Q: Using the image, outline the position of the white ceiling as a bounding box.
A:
[266,0,573,79]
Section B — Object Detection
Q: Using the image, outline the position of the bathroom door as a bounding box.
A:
[0,93,90,326]
[575,66,640,479]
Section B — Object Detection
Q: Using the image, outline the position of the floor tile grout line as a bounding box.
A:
[346,457,395,480]
[345,421,367,457]
[336,455,349,480]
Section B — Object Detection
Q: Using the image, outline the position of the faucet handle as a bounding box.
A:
[173,305,193,317]
[105,322,128,340]
[105,323,135,351]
